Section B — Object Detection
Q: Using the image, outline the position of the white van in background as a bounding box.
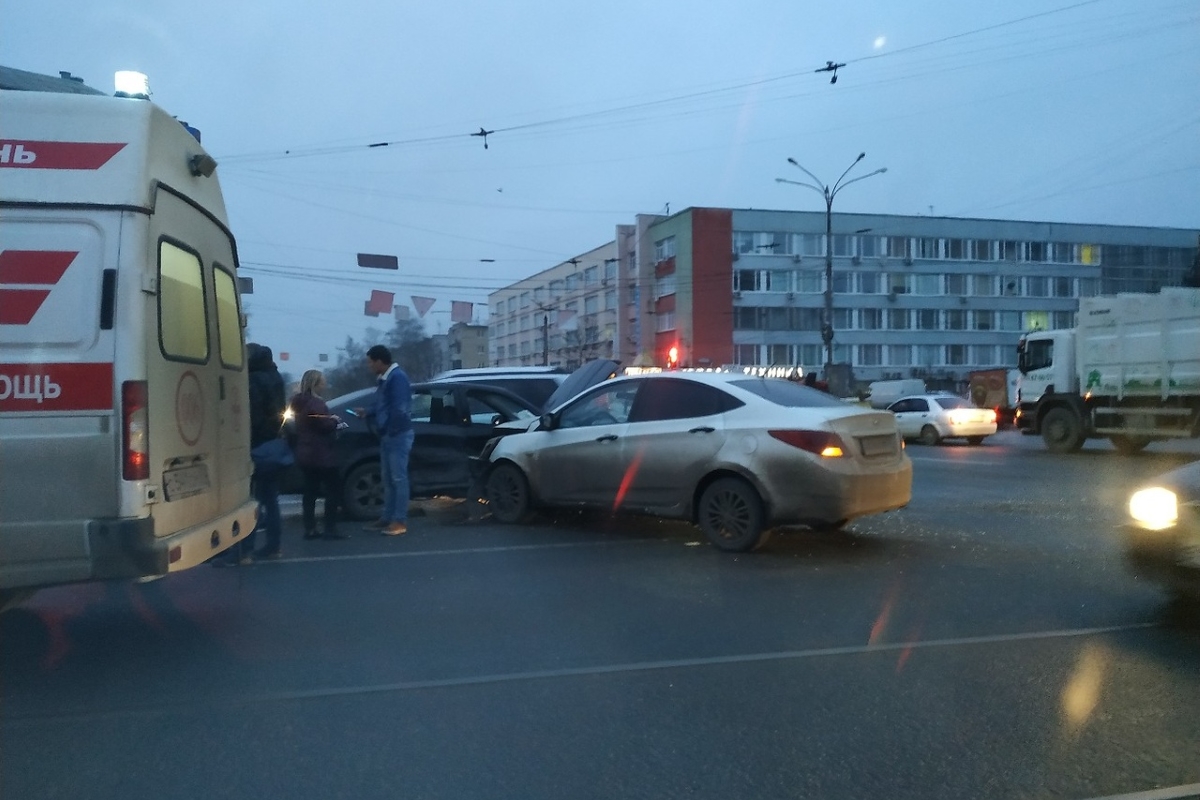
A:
[0,67,258,606]
[866,379,927,410]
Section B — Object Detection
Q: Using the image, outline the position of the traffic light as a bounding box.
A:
[666,345,680,369]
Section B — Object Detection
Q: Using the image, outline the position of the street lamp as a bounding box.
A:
[776,153,887,373]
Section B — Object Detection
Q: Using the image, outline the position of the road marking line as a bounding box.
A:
[1076,783,1200,800]
[273,537,668,564]
[4,621,1157,724]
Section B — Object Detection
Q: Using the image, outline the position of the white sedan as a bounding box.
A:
[479,372,912,552]
[886,394,998,446]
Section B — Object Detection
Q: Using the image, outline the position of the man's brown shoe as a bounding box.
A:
[382,523,407,536]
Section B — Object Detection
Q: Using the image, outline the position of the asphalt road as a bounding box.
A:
[3,432,1200,800]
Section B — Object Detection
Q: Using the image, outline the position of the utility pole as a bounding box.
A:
[776,154,887,373]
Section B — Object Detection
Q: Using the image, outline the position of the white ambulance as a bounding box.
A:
[0,67,258,606]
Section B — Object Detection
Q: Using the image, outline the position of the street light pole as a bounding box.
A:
[776,154,887,374]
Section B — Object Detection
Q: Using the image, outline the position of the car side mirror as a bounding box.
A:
[490,414,503,427]
[539,412,557,431]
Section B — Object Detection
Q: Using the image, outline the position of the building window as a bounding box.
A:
[918,344,941,366]
[604,260,617,281]
[799,344,823,367]
[831,308,852,329]
[831,235,853,257]
[917,309,939,330]
[1079,278,1099,297]
[917,238,941,260]
[655,236,676,261]
[970,345,995,365]
[945,274,967,295]
[974,310,995,331]
[1001,277,1020,296]
[971,275,995,296]
[832,271,851,293]
[1026,276,1049,297]
[858,344,883,366]
[655,275,677,298]
[656,311,676,332]
[913,274,940,295]
[946,344,968,365]
[945,310,967,330]
[549,280,565,297]
[971,240,993,261]
[584,295,599,315]
[858,272,881,294]
[1051,243,1073,263]
[858,236,880,258]
[797,234,824,256]
[1027,242,1047,262]
[888,274,912,295]
[887,345,913,366]
[507,297,516,314]
[520,292,531,309]
[999,311,1022,331]
[565,274,579,292]
[605,289,616,310]
[796,270,822,293]
[1000,241,1020,261]
[794,308,821,330]
[1053,311,1075,329]
[887,236,909,259]
[734,269,771,292]
[887,309,911,330]
[946,239,966,260]
[584,266,599,286]
[1053,277,1073,297]
[860,309,882,330]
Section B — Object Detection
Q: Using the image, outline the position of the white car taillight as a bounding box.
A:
[768,429,845,458]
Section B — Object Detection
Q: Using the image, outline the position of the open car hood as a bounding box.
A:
[541,359,620,412]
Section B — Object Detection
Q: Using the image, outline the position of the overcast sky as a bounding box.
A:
[6,0,1198,374]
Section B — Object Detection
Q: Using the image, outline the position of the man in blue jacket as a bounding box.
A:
[359,345,413,536]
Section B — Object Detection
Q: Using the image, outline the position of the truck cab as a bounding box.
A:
[1016,329,1076,422]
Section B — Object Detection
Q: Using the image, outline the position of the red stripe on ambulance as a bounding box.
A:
[0,250,79,324]
[0,140,126,170]
[0,363,114,412]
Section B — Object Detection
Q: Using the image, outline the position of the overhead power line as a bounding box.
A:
[218,0,1113,165]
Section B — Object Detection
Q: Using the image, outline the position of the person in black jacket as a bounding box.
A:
[241,342,288,561]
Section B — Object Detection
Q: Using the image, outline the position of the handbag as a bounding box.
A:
[251,437,294,471]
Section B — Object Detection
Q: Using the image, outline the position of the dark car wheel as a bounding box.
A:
[342,461,383,521]
[697,477,769,552]
[919,425,941,446]
[485,462,533,524]
[966,435,986,446]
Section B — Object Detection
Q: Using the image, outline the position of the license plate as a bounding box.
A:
[163,464,211,501]
[858,434,897,457]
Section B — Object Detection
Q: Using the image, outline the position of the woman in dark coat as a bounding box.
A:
[290,370,346,540]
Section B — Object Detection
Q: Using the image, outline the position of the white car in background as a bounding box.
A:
[478,372,913,552]
[886,394,998,446]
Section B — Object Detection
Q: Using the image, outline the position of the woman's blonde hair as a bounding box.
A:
[299,370,325,396]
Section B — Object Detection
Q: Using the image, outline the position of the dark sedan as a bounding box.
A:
[280,382,539,520]
[1123,458,1200,603]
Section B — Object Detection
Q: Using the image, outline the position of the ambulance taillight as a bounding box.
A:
[122,381,149,480]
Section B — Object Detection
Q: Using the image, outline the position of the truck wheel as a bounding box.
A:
[919,425,941,446]
[1109,434,1150,455]
[1041,407,1084,453]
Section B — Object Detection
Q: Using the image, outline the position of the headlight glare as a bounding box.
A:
[1128,487,1178,530]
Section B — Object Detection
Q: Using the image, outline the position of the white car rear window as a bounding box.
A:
[730,379,846,408]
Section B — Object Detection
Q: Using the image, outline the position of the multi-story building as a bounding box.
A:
[491,207,1198,383]
[446,322,488,371]
[488,241,628,370]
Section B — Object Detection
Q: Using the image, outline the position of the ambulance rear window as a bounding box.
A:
[158,240,209,362]
[214,266,243,369]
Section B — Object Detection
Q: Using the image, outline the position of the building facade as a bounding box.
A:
[491,207,1198,383]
